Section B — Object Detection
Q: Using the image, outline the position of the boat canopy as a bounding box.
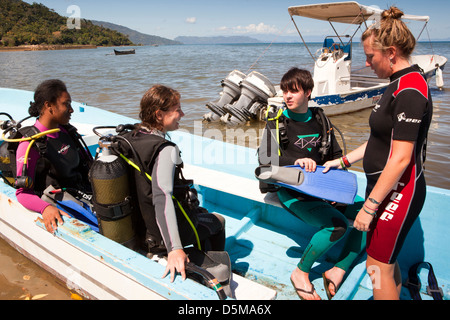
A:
[288,1,430,24]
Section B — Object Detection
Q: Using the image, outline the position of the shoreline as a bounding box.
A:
[0,45,97,52]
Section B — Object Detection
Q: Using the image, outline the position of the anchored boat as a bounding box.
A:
[1,87,449,300]
[203,1,447,126]
[114,49,135,55]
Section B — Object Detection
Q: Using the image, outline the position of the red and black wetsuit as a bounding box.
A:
[364,65,433,264]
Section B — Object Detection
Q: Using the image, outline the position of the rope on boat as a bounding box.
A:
[246,20,291,73]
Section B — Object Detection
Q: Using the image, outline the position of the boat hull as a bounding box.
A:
[1,87,449,300]
[310,84,386,115]
[268,84,387,116]
[114,49,135,55]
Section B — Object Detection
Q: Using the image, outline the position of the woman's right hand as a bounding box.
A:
[162,249,189,282]
[41,205,70,233]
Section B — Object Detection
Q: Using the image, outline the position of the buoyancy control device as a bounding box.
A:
[0,113,42,188]
[0,112,92,191]
[89,128,137,249]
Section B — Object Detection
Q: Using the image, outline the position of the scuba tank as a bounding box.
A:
[1,113,28,187]
[89,138,136,249]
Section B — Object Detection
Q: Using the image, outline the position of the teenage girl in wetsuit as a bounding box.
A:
[324,7,433,300]
[259,68,365,300]
[15,79,92,233]
[124,85,225,283]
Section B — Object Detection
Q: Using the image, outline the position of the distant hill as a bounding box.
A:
[175,36,261,45]
[0,0,132,47]
[91,20,181,46]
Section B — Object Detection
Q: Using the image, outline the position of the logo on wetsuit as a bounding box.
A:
[294,134,321,152]
[397,112,422,124]
[58,144,71,155]
[379,182,405,222]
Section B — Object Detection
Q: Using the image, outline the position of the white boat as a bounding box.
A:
[1,87,450,301]
[0,88,276,300]
[204,1,447,125]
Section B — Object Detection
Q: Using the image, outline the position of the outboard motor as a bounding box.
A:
[89,139,136,249]
[436,64,444,90]
[221,71,276,126]
[203,70,246,122]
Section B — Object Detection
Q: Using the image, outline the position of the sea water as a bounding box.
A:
[0,42,449,299]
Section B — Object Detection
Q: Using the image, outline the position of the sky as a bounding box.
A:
[24,0,450,41]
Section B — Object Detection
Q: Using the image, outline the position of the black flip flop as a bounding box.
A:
[291,279,320,300]
[322,273,338,300]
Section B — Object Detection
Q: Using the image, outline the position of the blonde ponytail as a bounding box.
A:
[362,6,416,58]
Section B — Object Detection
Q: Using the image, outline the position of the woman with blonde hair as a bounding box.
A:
[324,6,433,299]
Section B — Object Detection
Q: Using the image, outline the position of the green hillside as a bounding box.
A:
[0,0,133,47]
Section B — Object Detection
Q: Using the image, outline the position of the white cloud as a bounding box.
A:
[217,22,280,34]
[185,17,197,24]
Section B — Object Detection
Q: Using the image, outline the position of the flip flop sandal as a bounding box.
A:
[290,279,319,300]
[322,273,339,300]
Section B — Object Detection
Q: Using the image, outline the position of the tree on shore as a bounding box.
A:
[0,0,133,47]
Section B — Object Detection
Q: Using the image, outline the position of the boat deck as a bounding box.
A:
[184,164,362,299]
[184,161,450,300]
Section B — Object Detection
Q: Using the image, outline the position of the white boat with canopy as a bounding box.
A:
[204,1,447,125]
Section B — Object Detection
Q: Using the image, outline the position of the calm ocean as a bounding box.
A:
[0,42,449,298]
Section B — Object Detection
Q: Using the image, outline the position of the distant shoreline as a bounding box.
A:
[0,45,98,52]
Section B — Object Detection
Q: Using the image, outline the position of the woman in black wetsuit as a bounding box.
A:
[123,85,225,282]
[324,7,433,299]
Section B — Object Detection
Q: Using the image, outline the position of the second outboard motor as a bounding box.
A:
[436,64,444,90]
[89,140,136,249]
[221,71,276,126]
[203,70,246,122]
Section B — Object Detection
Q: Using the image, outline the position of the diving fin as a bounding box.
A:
[41,185,99,232]
[56,200,99,232]
[255,165,357,204]
[185,247,232,299]
[255,164,304,185]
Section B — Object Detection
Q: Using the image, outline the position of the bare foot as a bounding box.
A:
[290,267,321,300]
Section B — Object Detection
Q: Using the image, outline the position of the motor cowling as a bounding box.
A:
[203,70,246,122]
[89,141,136,249]
[221,71,276,126]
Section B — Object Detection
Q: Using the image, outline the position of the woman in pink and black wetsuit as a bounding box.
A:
[16,79,92,233]
[324,7,433,299]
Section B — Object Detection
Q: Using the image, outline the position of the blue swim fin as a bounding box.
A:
[56,200,99,232]
[255,165,358,204]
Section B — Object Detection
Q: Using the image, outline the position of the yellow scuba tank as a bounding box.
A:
[89,139,136,249]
